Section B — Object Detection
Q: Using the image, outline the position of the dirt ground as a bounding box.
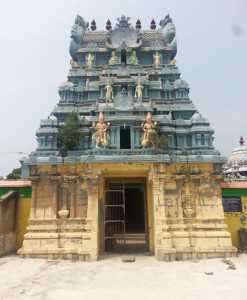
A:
[0,254,247,300]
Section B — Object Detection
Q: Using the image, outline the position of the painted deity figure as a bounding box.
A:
[105,80,114,102]
[86,53,94,68]
[70,59,79,68]
[121,86,128,96]
[170,58,176,65]
[85,78,90,89]
[153,51,161,68]
[129,50,138,65]
[141,112,159,148]
[109,50,118,65]
[92,112,110,148]
[134,79,143,101]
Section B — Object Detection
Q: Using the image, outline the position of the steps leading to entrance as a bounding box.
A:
[105,233,148,253]
[112,233,146,244]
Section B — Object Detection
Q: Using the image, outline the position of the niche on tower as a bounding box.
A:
[121,49,127,65]
[120,126,131,149]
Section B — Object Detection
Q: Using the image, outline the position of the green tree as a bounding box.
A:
[7,167,21,179]
[57,112,81,158]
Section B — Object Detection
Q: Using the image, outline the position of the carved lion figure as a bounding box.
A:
[69,15,89,62]
[159,14,177,56]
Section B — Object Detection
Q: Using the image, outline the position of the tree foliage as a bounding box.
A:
[57,112,81,157]
[7,167,21,180]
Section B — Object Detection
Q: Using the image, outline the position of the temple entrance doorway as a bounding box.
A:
[104,179,148,253]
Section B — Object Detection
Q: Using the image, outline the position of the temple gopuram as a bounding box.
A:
[20,15,236,261]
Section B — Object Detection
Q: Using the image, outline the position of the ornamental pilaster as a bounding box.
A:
[48,175,61,218]
[29,175,41,219]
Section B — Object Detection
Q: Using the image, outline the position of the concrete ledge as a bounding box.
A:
[0,233,17,257]
[18,248,96,261]
[156,247,237,261]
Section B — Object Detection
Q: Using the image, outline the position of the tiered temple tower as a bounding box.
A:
[20,15,236,260]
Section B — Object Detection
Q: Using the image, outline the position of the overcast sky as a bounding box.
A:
[0,0,246,176]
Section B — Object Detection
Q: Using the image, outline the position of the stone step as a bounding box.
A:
[105,233,148,252]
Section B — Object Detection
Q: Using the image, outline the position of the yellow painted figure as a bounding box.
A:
[141,112,159,148]
[109,51,118,65]
[105,80,114,102]
[153,51,161,68]
[170,58,176,65]
[92,112,110,148]
[134,79,143,101]
[70,59,80,68]
[86,53,94,68]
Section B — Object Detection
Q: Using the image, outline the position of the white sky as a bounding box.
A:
[0,0,246,176]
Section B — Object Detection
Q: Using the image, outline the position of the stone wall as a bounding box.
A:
[152,163,236,260]
[19,165,96,260]
[19,162,236,261]
[0,191,18,256]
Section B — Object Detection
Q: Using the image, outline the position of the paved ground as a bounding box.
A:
[0,254,247,300]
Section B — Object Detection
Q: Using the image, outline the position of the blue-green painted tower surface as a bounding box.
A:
[23,15,223,168]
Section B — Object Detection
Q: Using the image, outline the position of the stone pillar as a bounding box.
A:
[57,177,69,219]
[48,175,61,218]
[79,172,100,261]
[63,175,78,218]
[163,175,191,259]
[189,171,236,258]
[150,166,175,261]
[29,175,40,220]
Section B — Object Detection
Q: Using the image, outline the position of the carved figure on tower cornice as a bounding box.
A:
[134,79,143,101]
[170,58,176,65]
[159,14,177,57]
[69,15,89,62]
[70,59,80,69]
[129,50,138,65]
[85,78,90,89]
[141,112,159,148]
[105,80,114,102]
[108,50,118,65]
[86,53,94,68]
[153,51,161,68]
[92,112,110,148]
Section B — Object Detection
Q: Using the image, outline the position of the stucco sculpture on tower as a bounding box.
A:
[92,112,110,148]
[153,51,161,68]
[159,14,177,56]
[69,15,89,62]
[108,50,118,65]
[129,50,138,65]
[134,79,143,102]
[86,53,94,68]
[105,80,114,102]
[141,112,159,148]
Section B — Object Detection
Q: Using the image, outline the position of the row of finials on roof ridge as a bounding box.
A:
[82,16,172,31]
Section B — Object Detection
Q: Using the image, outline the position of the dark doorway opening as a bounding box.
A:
[120,127,131,149]
[104,180,148,253]
[121,49,127,65]
[125,184,145,233]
